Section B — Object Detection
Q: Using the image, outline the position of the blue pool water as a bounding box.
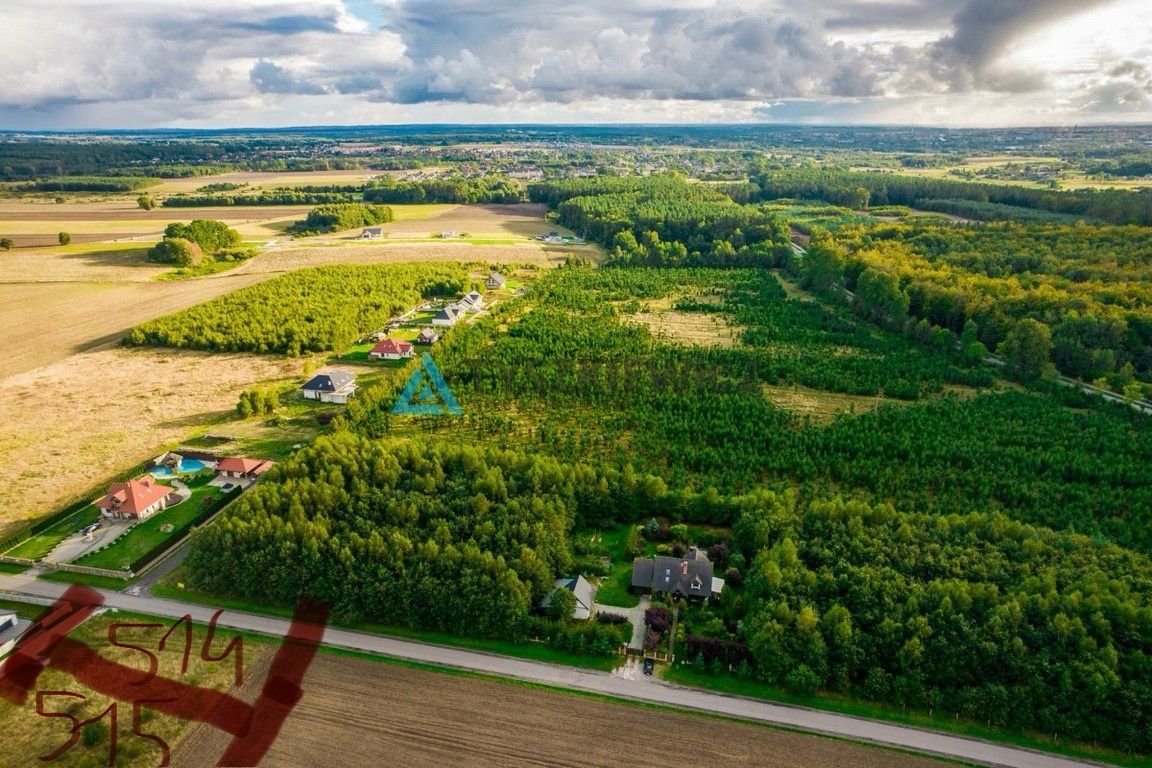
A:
[150,459,207,477]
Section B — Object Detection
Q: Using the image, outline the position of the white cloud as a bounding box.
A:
[0,0,1148,127]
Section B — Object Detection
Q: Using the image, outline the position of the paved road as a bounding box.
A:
[0,572,1105,768]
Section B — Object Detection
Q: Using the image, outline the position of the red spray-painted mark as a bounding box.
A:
[0,585,329,767]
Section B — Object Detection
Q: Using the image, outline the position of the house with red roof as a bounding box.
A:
[215,456,275,481]
[368,338,414,360]
[95,476,175,521]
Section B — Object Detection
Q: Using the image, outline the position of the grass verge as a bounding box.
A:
[663,665,1149,768]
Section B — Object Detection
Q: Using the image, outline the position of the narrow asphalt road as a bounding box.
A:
[0,572,1106,768]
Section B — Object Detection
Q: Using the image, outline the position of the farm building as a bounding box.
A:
[369,339,414,360]
[485,272,506,290]
[540,575,597,620]
[95,476,175,521]
[361,227,384,240]
[631,547,724,600]
[431,306,464,327]
[416,327,441,345]
[301,371,357,404]
[215,456,275,481]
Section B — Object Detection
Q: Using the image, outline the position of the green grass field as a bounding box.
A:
[2,506,101,561]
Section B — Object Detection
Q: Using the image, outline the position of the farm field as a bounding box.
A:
[170,654,949,768]
[0,609,262,768]
[0,347,305,535]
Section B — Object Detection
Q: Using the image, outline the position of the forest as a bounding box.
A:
[184,433,633,651]
[341,265,1152,551]
[795,221,1152,390]
[125,262,465,355]
[188,413,1152,752]
[750,168,1152,226]
[529,176,793,265]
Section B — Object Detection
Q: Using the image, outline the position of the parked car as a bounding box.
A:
[642,658,655,675]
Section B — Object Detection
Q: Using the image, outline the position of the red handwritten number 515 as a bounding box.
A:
[36,690,174,766]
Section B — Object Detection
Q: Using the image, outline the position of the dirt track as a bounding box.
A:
[172,654,948,768]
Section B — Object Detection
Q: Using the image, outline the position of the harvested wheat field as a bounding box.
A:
[0,347,305,532]
[172,655,948,768]
[0,275,269,375]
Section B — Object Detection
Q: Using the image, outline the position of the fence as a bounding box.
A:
[44,562,133,580]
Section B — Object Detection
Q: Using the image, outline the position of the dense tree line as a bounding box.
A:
[363,176,523,204]
[186,435,594,634]
[125,263,464,355]
[289,203,394,235]
[796,222,1152,388]
[162,189,363,207]
[751,168,1152,226]
[11,176,159,192]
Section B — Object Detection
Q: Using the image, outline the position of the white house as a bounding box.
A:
[301,371,357,404]
[361,227,384,240]
[485,272,506,290]
[459,291,484,312]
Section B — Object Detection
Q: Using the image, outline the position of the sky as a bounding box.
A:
[0,0,1150,129]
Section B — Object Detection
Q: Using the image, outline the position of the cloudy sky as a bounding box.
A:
[1,0,1150,128]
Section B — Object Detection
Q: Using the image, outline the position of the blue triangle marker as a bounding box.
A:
[392,354,463,415]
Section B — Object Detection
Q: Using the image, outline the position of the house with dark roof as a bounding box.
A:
[301,370,357,404]
[361,227,384,240]
[539,575,597,620]
[95,476,175,521]
[215,456,275,481]
[485,272,506,290]
[369,339,414,360]
[431,306,464,327]
[631,547,724,600]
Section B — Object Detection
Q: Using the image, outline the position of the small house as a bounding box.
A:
[540,575,597,620]
[369,339,414,360]
[431,306,464,327]
[416,327,441,345]
[96,476,175,521]
[459,291,484,311]
[215,457,275,481]
[630,547,724,600]
[485,272,506,290]
[301,370,357,404]
[361,227,384,240]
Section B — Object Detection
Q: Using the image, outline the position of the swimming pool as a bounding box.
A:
[150,458,207,477]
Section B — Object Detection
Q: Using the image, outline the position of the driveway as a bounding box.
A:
[45,518,134,564]
[594,594,649,652]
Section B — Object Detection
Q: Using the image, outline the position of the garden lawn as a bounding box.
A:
[2,507,102,562]
[76,475,236,571]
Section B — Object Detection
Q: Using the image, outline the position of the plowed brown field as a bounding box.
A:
[172,654,948,768]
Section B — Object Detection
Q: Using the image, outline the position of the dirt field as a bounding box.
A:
[0,347,306,533]
[151,169,385,194]
[172,654,949,768]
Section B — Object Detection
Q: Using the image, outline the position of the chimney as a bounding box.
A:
[681,561,689,575]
